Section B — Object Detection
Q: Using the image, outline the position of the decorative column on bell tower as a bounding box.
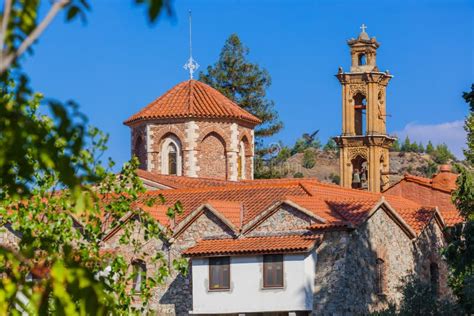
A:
[334,25,396,193]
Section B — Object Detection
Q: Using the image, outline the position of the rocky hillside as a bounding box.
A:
[282,148,454,185]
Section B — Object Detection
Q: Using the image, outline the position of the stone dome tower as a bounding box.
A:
[124,80,261,181]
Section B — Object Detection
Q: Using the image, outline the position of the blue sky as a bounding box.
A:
[23,0,473,166]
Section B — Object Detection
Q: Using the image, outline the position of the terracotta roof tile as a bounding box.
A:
[142,181,312,226]
[137,169,236,189]
[136,178,443,237]
[124,80,261,125]
[183,234,321,257]
[206,200,242,229]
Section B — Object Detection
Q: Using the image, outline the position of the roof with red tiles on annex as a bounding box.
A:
[123,80,261,126]
[137,169,238,189]
[383,164,462,226]
[183,234,321,257]
[137,178,442,236]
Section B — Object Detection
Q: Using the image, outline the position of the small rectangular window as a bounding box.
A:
[263,254,284,288]
[209,257,230,290]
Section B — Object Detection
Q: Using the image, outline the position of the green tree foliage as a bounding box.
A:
[432,144,455,164]
[444,85,474,314]
[463,84,474,164]
[293,172,304,178]
[426,141,435,154]
[199,34,283,142]
[302,149,316,169]
[323,138,338,152]
[373,276,462,315]
[291,135,321,155]
[0,0,172,198]
[417,161,439,178]
[0,124,187,313]
[0,1,179,313]
[390,139,401,152]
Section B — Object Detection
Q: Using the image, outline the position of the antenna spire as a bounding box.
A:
[183,10,199,79]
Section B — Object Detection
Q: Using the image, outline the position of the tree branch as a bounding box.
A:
[0,0,12,64]
[0,0,69,74]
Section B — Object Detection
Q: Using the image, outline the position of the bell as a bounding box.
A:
[352,170,361,184]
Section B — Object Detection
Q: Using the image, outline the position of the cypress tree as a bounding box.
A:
[199,34,283,147]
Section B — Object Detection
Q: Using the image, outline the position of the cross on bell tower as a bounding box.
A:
[334,26,396,193]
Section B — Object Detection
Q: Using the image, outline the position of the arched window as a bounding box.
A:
[134,136,146,169]
[358,53,367,65]
[351,155,368,190]
[132,260,146,293]
[238,141,246,180]
[353,93,367,136]
[430,262,439,295]
[376,257,386,294]
[161,135,182,176]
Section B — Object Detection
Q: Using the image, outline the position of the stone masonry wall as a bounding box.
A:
[413,219,452,298]
[314,208,415,315]
[103,210,235,315]
[131,119,255,181]
[247,205,317,236]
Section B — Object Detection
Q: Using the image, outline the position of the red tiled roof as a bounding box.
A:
[206,200,242,229]
[137,169,236,189]
[400,168,458,194]
[124,80,261,125]
[142,180,315,226]
[383,167,462,226]
[137,178,439,236]
[183,234,321,257]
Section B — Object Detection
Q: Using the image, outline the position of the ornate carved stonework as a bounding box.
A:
[349,84,367,96]
[347,146,368,160]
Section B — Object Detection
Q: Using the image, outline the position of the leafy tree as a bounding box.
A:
[302,149,316,169]
[391,139,401,152]
[444,84,474,313]
[199,34,283,144]
[418,142,425,153]
[0,1,173,199]
[0,1,180,313]
[293,172,304,178]
[292,134,321,155]
[426,141,435,154]
[274,145,291,164]
[323,138,338,152]
[463,84,474,164]
[417,161,439,178]
[373,276,462,315]
[432,144,455,164]
[0,121,186,313]
[401,136,411,152]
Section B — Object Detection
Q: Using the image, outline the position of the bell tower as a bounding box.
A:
[334,25,395,193]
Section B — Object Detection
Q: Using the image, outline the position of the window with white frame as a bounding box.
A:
[161,135,182,176]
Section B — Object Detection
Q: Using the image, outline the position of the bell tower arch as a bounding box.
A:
[335,25,395,193]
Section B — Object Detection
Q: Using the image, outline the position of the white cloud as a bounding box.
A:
[393,120,466,159]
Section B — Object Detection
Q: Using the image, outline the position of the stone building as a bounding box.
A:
[123,79,261,181]
[0,27,464,315]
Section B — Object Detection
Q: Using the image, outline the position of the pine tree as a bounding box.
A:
[199,34,283,144]
[444,84,474,313]
[323,138,338,152]
[418,142,425,153]
[401,136,411,152]
[426,141,435,154]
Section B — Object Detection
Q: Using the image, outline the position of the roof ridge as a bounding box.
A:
[144,180,311,196]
